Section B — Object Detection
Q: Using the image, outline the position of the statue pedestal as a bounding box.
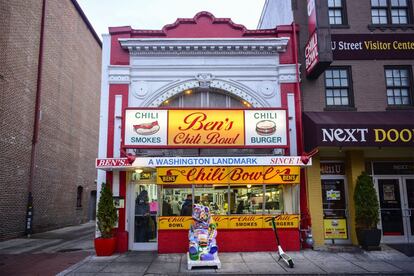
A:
[187,252,221,270]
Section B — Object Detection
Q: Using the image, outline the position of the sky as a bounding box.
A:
[77,0,266,39]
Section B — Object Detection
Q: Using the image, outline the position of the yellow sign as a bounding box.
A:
[157,166,300,185]
[158,216,194,230]
[323,219,348,239]
[168,110,245,146]
[158,215,300,230]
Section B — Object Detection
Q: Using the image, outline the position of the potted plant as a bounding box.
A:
[94,182,118,256]
[354,172,381,250]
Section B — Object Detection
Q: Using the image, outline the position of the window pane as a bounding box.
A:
[334,0,342,7]
[161,186,193,216]
[231,185,264,214]
[395,97,402,104]
[379,0,387,6]
[401,89,408,96]
[387,89,394,96]
[385,69,393,77]
[333,78,341,87]
[379,15,388,24]
[334,97,342,105]
[330,17,336,24]
[334,90,341,97]
[326,78,333,87]
[264,186,284,215]
[371,0,379,6]
[402,97,410,105]
[326,89,333,96]
[342,97,349,105]
[326,70,333,78]
[194,185,231,215]
[327,98,334,105]
[340,89,348,97]
[328,0,335,7]
[333,70,340,78]
[394,89,401,96]
[388,96,395,104]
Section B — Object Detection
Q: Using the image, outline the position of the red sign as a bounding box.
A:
[96,158,132,168]
[305,31,319,75]
[307,0,316,35]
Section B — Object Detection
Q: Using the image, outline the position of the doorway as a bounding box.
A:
[129,183,159,250]
[375,177,414,243]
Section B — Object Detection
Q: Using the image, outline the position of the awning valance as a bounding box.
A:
[303,111,414,149]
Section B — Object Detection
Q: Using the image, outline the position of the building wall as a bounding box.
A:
[0,0,101,239]
[257,0,293,28]
[293,0,414,112]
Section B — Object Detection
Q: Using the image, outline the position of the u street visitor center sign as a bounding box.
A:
[123,108,288,148]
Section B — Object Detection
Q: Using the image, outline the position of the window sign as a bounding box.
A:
[326,190,341,201]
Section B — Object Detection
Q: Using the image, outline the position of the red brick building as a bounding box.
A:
[0,0,101,239]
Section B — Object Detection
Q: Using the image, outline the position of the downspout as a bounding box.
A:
[291,22,312,242]
[26,0,46,237]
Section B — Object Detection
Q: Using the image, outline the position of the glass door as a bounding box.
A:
[131,183,158,250]
[403,178,414,243]
[321,178,350,244]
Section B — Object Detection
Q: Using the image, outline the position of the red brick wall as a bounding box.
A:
[0,0,101,239]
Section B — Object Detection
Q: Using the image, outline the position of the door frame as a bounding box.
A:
[321,174,352,244]
[128,182,158,251]
[402,176,414,243]
[373,176,413,244]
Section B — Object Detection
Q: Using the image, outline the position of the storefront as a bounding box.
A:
[96,12,308,252]
[97,154,308,252]
[303,111,414,246]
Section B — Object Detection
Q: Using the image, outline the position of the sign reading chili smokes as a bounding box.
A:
[124,109,287,148]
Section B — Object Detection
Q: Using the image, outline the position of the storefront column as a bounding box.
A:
[306,155,324,246]
[345,150,365,245]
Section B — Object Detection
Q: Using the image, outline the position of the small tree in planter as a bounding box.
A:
[95,182,118,256]
[354,172,381,250]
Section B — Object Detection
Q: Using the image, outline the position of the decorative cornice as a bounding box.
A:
[119,38,289,56]
[108,66,131,84]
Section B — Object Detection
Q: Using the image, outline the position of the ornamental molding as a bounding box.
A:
[277,64,299,83]
[108,66,131,84]
[143,77,267,108]
[119,38,289,56]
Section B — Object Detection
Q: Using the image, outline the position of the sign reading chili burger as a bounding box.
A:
[123,108,287,148]
[156,166,300,185]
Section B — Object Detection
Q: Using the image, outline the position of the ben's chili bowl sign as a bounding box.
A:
[123,109,287,148]
[156,166,300,185]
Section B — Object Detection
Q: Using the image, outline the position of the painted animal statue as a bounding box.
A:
[188,204,218,261]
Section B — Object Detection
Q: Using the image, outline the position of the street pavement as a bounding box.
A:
[1,222,414,275]
[59,244,414,276]
[0,221,95,276]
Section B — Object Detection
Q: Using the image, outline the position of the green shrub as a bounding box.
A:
[354,172,380,229]
[97,182,118,238]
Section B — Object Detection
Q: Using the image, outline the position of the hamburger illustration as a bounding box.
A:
[133,121,160,135]
[255,120,276,136]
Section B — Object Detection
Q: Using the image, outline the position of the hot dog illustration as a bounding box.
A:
[133,121,160,135]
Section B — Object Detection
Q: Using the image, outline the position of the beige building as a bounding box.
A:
[0,0,101,239]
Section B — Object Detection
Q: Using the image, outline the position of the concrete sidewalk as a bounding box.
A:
[59,245,414,275]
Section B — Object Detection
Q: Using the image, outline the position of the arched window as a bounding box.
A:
[76,186,83,208]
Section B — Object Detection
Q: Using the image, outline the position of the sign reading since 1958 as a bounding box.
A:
[123,109,287,148]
